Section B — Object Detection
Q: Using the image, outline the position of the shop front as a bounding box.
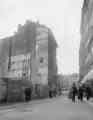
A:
[81,68,93,97]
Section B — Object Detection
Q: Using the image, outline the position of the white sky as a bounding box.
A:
[0,0,83,74]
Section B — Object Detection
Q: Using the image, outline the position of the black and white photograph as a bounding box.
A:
[0,0,93,120]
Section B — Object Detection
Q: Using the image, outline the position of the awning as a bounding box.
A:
[81,68,93,84]
[2,77,31,87]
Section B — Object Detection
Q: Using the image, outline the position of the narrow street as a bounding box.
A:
[0,92,93,120]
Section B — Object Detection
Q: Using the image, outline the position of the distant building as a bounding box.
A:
[58,74,65,88]
[62,73,79,89]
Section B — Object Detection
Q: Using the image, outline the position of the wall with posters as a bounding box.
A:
[36,26,48,85]
[4,53,31,79]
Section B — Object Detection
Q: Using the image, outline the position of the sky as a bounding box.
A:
[0,0,83,74]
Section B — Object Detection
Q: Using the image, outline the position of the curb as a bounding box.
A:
[0,97,59,115]
[0,103,24,111]
[0,108,16,115]
[84,98,93,107]
[0,98,48,114]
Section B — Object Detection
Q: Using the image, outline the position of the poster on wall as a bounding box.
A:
[4,53,31,79]
[37,67,48,84]
[36,26,48,85]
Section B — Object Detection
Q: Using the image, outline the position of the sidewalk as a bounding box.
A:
[0,95,61,115]
[0,97,51,114]
[0,97,43,110]
[0,102,26,111]
[84,97,93,107]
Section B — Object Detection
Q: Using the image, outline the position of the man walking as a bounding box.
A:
[78,84,84,102]
[25,87,32,102]
[49,85,52,99]
[86,85,91,101]
[71,83,77,102]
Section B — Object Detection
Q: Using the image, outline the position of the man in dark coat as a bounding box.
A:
[49,85,52,99]
[54,87,57,97]
[86,85,91,101]
[78,85,84,102]
[71,83,77,102]
[25,87,32,102]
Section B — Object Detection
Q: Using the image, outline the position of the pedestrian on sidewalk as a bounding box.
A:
[86,85,91,101]
[71,83,77,102]
[24,87,32,102]
[49,86,52,99]
[78,84,84,102]
[53,87,57,97]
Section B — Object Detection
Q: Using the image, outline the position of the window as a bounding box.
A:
[37,67,48,75]
[91,46,93,53]
[88,43,91,53]
[89,0,92,8]
[11,53,31,62]
[85,39,89,48]
[91,25,92,32]
[5,70,22,77]
[23,60,29,68]
[13,70,22,77]
[87,35,93,53]
[85,24,88,33]
[40,57,44,63]
[11,61,23,70]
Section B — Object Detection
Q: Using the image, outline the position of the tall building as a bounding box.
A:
[0,20,58,101]
[79,0,93,87]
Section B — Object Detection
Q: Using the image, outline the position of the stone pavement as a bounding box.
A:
[0,95,93,120]
[0,98,50,114]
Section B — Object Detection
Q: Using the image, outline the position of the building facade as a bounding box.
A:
[79,0,93,96]
[79,0,93,81]
[0,20,58,101]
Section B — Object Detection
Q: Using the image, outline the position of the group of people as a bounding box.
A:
[69,83,91,102]
[24,86,58,101]
[49,85,57,99]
